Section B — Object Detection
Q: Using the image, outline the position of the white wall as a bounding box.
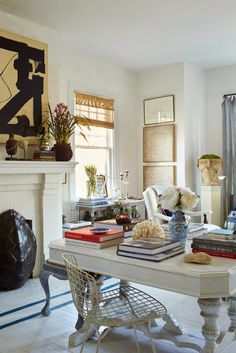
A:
[0,11,139,199]
[184,63,205,194]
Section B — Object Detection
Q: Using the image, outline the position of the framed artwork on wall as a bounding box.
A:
[0,30,48,144]
[144,95,174,125]
[143,166,175,191]
[143,124,175,163]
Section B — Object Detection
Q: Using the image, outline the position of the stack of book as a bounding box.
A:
[64,226,124,249]
[33,150,55,161]
[77,197,109,207]
[161,222,206,239]
[116,238,185,262]
[63,221,92,230]
[187,223,207,239]
[191,229,236,258]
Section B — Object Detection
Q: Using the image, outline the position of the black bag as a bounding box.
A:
[0,209,37,290]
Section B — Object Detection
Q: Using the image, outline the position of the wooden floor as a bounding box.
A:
[0,277,233,353]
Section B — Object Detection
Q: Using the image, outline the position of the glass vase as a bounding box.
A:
[168,210,188,246]
[87,178,96,198]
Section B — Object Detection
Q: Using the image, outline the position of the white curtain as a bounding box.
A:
[222,96,236,220]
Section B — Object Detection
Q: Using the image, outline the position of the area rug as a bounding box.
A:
[0,275,119,330]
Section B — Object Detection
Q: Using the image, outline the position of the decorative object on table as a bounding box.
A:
[96,174,108,197]
[144,95,175,125]
[115,207,131,224]
[227,210,236,231]
[18,140,29,160]
[159,185,199,246]
[197,154,223,186]
[132,220,165,240]
[48,102,90,161]
[119,170,129,199]
[85,164,97,197]
[5,134,18,160]
[183,252,212,265]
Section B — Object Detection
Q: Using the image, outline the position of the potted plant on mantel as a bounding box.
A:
[48,103,90,161]
[197,154,223,186]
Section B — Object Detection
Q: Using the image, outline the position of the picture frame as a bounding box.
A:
[0,30,48,144]
[143,166,175,191]
[144,95,174,125]
[143,124,175,162]
[96,175,108,197]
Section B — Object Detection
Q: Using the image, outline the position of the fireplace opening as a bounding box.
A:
[0,209,37,290]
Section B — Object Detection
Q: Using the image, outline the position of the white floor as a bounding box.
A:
[0,276,234,353]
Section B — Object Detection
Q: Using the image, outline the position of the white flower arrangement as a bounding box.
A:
[159,185,199,211]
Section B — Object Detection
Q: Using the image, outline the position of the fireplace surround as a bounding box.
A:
[0,161,77,276]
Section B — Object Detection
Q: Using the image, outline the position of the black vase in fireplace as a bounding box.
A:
[0,209,37,290]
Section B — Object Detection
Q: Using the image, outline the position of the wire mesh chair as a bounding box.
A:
[62,253,167,353]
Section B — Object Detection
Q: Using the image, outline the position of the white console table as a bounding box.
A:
[41,239,236,353]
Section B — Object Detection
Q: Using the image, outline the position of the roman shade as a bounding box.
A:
[75,92,114,129]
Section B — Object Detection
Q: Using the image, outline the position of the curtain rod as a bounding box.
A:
[223,93,236,98]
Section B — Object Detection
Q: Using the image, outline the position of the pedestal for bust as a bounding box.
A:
[200,186,222,227]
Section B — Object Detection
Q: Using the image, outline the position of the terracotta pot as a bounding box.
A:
[54,143,73,161]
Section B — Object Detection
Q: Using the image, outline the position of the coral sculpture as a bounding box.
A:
[132,220,165,240]
[183,252,212,265]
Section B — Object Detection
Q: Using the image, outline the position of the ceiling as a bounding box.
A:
[0,0,236,73]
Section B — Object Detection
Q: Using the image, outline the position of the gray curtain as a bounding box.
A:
[222,96,236,220]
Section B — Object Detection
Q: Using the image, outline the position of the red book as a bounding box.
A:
[64,227,123,243]
[192,248,236,259]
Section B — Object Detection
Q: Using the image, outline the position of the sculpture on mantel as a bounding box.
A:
[5,134,18,160]
[197,154,223,186]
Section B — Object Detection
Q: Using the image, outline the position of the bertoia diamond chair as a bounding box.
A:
[63,253,167,353]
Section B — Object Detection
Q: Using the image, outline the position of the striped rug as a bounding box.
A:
[0,275,119,330]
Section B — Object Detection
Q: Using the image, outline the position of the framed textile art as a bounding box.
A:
[144,95,174,125]
[143,166,175,191]
[0,30,48,144]
[143,124,175,163]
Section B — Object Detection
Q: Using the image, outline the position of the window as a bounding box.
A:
[74,92,114,198]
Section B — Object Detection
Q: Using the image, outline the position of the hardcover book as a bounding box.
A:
[192,234,236,247]
[207,228,236,240]
[64,227,123,243]
[192,248,236,259]
[118,238,181,255]
[65,236,123,249]
[191,242,236,254]
[116,246,185,262]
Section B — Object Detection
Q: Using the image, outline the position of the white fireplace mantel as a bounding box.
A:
[0,161,77,276]
[0,160,77,174]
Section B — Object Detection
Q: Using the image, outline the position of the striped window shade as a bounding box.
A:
[75,92,114,129]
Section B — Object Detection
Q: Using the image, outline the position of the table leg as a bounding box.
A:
[198,297,222,353]
[228,295,236,332]
[40,261,68,317]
